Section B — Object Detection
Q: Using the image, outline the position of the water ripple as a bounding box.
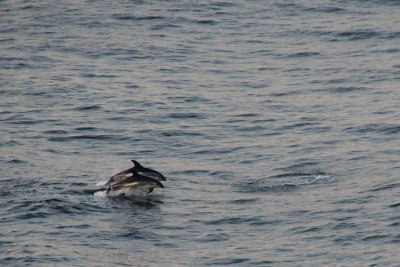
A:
[1,0,400,265]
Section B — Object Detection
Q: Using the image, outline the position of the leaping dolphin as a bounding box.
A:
[105,160,166,186]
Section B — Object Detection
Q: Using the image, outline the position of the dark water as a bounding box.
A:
[1,0,400,266]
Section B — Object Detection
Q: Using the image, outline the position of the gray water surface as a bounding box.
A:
[1,1,400,266]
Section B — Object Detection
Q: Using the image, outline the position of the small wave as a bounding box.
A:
[285,52,320,58]
[7,159,27,164]
[368,182,400,192]
[167,112,206,119]
[8,196,106,221]
[278,122,319,131]
[48,134,118,142]
[73,105,101,111]
[198,233,229,242]
[344,123,400,135]
[205,217,252,225]
[333,29,380,41]
[161,130,203,137]
[303,6,347,13]
[236,172,333,193]
[362,234,389,241]
[113,15,165,21]
[167,95,210,103]
[238,182,300,193]
[210,2,237,7]
[389,202,400,208]
[228,198,258,204]
[43,129,69,134]
[195,20,218,25]
[75,127,98,131]
[272,171,327,179]
[324,86,370,94]
[207,258,250,265]
[150,23,181,30]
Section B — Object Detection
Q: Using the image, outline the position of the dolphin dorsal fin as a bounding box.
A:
[131,160,143,168]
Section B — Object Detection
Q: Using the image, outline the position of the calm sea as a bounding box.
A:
[1,0,400,266]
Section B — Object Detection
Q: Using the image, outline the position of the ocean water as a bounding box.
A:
[1,0,400,266]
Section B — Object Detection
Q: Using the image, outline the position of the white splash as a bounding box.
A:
[93,190,108,197]
[93,188,149,198]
